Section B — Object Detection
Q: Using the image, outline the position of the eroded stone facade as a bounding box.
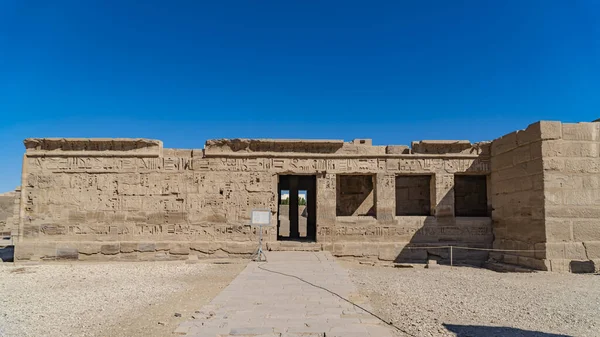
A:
[10,121,600,272]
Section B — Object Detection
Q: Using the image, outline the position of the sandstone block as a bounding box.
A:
[562,123,598,141]
[542,141,599,158]
[583,241,600,259]
[516,255,548,271]
[155,242,169,251]
[491,131,517,156]
[100,243,120,255]
[545,218,572,242]
[385,145,409,154]
[545,242,588,260]
[573,220,600,241]
[377,243,406,261]
[218,242,255,255]
[137,242,156,252]
[78,242,101,255]
[332,242,379,257]
[190,241,212,254]
[56,247,78,260]
[516,123,542,146]
[538,121,562,140]
[120,242,137,253]
[169,242,190,255]
[14,244,35,260]
[549,259,570,272]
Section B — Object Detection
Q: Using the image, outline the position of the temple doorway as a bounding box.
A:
[277,175,317,241]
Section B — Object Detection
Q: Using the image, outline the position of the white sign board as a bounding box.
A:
[251,209,272,226]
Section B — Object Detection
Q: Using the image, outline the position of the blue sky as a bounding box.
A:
[0,1,599,192]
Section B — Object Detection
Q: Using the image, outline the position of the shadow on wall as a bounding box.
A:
[394,159,492,266]
[443,324,572,337]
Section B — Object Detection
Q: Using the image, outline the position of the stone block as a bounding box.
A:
[137,242,156,252]
[564,158,600,173]
[545,218,572,242]
[583,241,600,259]
[190,241,212,254]
[385,145,410,154]
[549,259,570,272]
[491,131,517,156]
[14,243,35,260]
[516,255,548,270]
[538,121,562,140]
[573,220,600,241]
[545,242,588,260]
[56,247,78,260]
[377,243,405,261]
[516,123,543,146]
[562,123,598,141]
[220,242,256,254]
[155,242,169,251]
[542,158,565,171]
[78,242,101,255]
[542,141,599,158]
[120,242,137,253]
[169,242,190,255]
[100,243,120,255]
[332,242,378,257]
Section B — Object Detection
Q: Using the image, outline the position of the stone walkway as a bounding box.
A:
[175,252,397,337]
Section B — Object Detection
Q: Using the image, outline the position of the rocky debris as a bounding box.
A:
[348,263,600,337]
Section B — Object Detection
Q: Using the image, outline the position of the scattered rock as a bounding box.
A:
[174,313,182,317]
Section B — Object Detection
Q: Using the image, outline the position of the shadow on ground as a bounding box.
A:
[443,324,572,337]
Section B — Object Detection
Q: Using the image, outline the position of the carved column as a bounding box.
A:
[376,173,395,223]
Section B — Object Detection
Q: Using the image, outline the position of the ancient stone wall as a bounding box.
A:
[490,122,547,269]
[540,122,600,272]
[15,137,493,264]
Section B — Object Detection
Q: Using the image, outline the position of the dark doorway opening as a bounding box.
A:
[277,175,317,242]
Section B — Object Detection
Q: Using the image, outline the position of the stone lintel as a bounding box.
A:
[411,140,486,155]
[205,138,345,154]
[24,138,163,156]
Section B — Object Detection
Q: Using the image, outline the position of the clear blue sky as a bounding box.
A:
[1,1,599,192]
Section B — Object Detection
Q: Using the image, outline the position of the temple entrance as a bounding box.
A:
[277,175,317,242]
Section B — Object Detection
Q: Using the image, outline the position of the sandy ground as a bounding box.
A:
[345,262,600,337]
[0,260,246,337]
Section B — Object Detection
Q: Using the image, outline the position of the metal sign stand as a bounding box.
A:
[251,222,267,262]
[250,209,271,262]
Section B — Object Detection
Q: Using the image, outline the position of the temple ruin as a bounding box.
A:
[6,120,600,272]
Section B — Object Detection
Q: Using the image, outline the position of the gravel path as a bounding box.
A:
[346,263,600,337]
[0,260,246,337]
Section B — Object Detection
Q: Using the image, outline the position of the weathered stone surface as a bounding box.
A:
[12,120,600,273]
[56,247,78,260]
[100,244,120,255]
[120,242,137,253]
[78,243,101,255]
[137,242,156,252]
[169,242,190,255]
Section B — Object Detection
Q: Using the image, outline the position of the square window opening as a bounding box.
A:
[454,175,488,217]
[395,175,432,216]
[336,175,376,217]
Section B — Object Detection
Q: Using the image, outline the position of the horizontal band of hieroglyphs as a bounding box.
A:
[27,157,490,173]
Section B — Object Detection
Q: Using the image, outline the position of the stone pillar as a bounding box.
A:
[316,173,336,244]
[376,173,395,222]
[434,173,454,218]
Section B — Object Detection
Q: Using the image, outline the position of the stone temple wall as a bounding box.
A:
[490,121,600,272]
[14,137,493,264]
